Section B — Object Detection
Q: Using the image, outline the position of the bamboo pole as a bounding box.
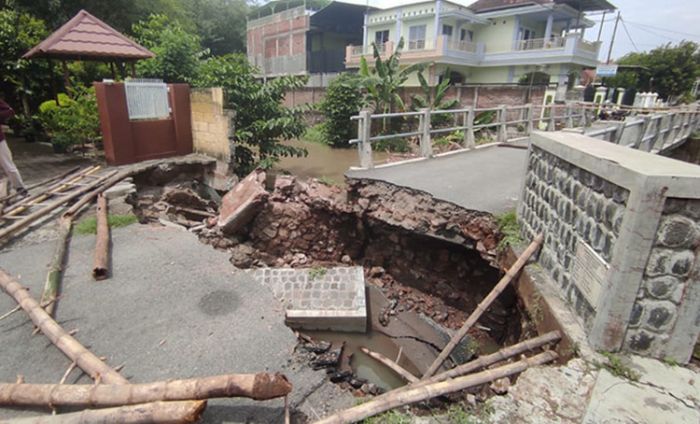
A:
[0,171,117,244]
[0,373,293,407]
[8,400,206,424]
[93,194,109,280]
[39,217,72,317]
[4,166,100,217]
[62,168,135,219]
[0,268,127,384]
[314,351,558,424]
[423,233,544,378]
[0,166,81,204]
[360,347,418,384]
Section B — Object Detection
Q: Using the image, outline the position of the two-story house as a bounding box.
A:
[346,0,615,97]
[247,1,369,85]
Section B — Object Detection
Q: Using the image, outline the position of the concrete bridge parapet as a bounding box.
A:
[519,131,700,363]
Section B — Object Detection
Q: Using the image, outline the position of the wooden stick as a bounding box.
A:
[59,362,78,385]
[0,268,127,384]
[0,171,117,244]
[360,346,418,383]
[0,304,20,321]
[0,373,293,407]
[0,166,81,204]
[314,351,558,424]
[39,217,72,317]
[423,233,544,378]
[93,194,109,280]
[8,400,207,424]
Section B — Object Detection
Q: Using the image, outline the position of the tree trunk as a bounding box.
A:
[360,347,418,383]
[314,351,558,424]
[0,373,292,407]
[40,217,72,317]
[93,194,109,280]
[8,401,206,424]
[0,269,127,384]
[423,234,544,378]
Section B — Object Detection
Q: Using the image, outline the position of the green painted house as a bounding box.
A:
[346,0,615,94]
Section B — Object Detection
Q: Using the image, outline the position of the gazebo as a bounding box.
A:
[23,9,154,84]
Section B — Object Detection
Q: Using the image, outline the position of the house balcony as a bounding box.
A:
[345,33,600,69]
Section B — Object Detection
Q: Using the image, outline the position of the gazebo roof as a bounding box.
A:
[23,10,154,61]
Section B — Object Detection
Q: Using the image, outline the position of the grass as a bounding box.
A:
[361,410,412,424]
[317,176,339,186]
[662,357,680,367]
[74,214,138,235]
[496,210,522,251]
[595,352,640,381]
[308,266,327,280]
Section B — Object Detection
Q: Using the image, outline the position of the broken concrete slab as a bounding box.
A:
[217,169,268,234]
[250,267,367,333]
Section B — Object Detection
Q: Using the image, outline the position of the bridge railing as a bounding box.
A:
[349,103,700,169]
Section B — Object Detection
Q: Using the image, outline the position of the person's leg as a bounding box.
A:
[0,140,26,192]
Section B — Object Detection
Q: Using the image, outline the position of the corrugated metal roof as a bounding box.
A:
[470,0,615,12]
[23,10,154,60]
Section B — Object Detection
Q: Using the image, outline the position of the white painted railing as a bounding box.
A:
[349,103,700,169]
[516,37,565,51]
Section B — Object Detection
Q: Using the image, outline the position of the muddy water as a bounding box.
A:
[276,140,390,183]
[303,329,422,390]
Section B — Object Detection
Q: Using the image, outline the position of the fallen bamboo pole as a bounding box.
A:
[4,166,100,217]
[360,347,418,384]
[0,171,117,244]
[314,351,558,424]
[8,400,206,424]
[422,234,544,378]
[39,217,72,317]
[62,168,135,219]
[93,194,109,280]
[0,373,293,407]
[0,268,127,384]
[0,166,81,204]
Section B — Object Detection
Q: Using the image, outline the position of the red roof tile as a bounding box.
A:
[23,10,154,60]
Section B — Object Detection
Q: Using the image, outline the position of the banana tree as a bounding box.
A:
[410,69,459,126]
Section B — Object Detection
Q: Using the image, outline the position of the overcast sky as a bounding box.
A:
[338,0,700,60]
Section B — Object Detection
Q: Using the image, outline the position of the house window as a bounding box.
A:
[460,29,474,42]
[442,24,453,37]
[375,30,390,45]
[408,25,426,49]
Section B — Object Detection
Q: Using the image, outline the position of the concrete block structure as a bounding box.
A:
[519,132,700,363]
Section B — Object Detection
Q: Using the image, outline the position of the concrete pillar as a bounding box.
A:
[419,108,433,158]
[555,65,570,101]
[434,0,442,45]
[513,16,521,50]
[395,8,403,43]
[544,14,554,41]
[358,110,373,169]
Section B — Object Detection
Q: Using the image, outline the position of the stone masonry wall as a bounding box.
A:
[191,87,233,162]
[519,146,629,327]
[624,198,700,357]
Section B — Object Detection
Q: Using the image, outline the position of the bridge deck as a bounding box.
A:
[346,142,529,215]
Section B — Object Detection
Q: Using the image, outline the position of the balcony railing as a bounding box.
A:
[576,38,598,54]
[516,37,565,51]
[445,37,479,53]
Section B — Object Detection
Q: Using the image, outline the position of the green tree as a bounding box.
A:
[605,41,700,101]
[196,54,308,175]
[184,0,248,55]
[132,14,204,83]
[359,38,427,115]
[0,9,54,114]
[318,73,365,148]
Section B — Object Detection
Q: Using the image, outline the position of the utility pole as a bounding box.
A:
[606,11,621,64]
[596,11,606,42]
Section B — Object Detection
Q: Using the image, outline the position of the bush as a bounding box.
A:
[318,73,365,148]
[38,86,101,151]
[195,54,308,175]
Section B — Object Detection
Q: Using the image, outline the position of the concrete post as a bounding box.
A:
[358,110,373,169]
[526,104,534,135]
[650,115,665,152]
[363,12,368,47]
[498,105,508,143]
[395,8,403,44]
[565,104,574,128]
[419,108,432,158]
[512,16,521,50]
[434,0,442,47]
[464,107,475,149]
[635,116,651,150]
[613,122,625,144]
[666,113,677,145]
[547,104,556,131]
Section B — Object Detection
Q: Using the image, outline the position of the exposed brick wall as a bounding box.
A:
[519,146,629,327]
[624,198,700,357]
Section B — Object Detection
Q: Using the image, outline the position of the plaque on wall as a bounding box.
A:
[571,240,609,311]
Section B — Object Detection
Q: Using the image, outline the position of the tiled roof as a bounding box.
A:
[23,10,154,60]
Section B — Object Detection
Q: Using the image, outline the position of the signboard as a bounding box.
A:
[596,64,618,77]
[571,240,609,310]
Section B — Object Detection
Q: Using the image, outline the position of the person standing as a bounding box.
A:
[0,99,28,197]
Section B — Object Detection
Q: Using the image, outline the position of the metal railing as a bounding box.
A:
[445,37,478,53]
[349,102,700,169]
[516,37,565,51]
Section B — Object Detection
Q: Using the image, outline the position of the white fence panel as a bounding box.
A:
[125,80,170,120]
